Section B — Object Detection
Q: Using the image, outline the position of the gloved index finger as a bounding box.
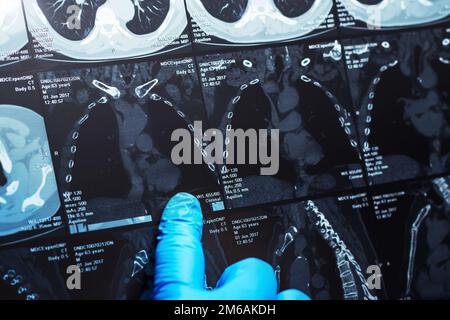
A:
[153,193,206,298]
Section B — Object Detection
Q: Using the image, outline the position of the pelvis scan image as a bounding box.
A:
[0,105,60,237]
[23,0,189,60]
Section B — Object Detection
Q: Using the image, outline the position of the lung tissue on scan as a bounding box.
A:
[37,0,107,41]
[200,0,248,23]
[0,161,6,187]
[273,0,315,18]
[126,0,170,35]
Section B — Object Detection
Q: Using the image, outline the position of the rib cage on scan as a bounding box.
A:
[343,27,450,185]
[23,0,188,60]
[187,0,334,44]
[1,0,450,302]
[39,59,221,234]
[198,42,365,209]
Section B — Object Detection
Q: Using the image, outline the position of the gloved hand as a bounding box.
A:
[153,192,310,300]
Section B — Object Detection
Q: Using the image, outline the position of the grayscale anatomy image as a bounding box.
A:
[187,0,336,49]
[198,42,365,209]
[0,75,62,245]
[361,176,450,299]
[68,226,156,299]
[344,27,450,185]
[23,0,190,61]
[0,0,30,66]
[203,193,379,300]
[336,0,450,33]
[0,241,71,300]
[0,226,156,300]
[39,58,223,234]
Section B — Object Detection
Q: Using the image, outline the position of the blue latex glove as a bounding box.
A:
[153,193,310,300]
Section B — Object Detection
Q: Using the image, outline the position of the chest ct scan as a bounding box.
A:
[23,0,188,60]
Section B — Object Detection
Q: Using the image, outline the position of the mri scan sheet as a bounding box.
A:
[0,74,62,246]
[361,176,450,299]
[202,192,379,300]
[344,27,450,185]
[197,41,366,209]
[187,0,337,51]
[37,57,224,234]
[22,0,191,62]
[0,0,31,66]
[336,0,450,35]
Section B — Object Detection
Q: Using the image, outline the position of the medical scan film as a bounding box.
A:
[0,0,449,300]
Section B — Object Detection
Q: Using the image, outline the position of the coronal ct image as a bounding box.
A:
[0,0,30,65]
[362,176,450,299]
[203,193,379,300]
[0,241,70,300]
[344,27,450,185]
[23,0,190,61]
[0,105,60,237]
[39,58,222,234]
[187,0,336,47]
[198,41,365,208]
[69,226,156,299]
[336,0,450,32]
[0,226,156,300]
[1,0,450,301]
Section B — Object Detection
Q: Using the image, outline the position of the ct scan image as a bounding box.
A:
[198,41,366,209]
[0,0,31,66]
[336,0,450,35]
[187,0,337,51]
[23,0,191,62]
[344,27,450,185]
[0,74,62,246]
[361,176,450,300]
[0,0,449,302]
[38,58,223,234]
[203,192,380,300]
